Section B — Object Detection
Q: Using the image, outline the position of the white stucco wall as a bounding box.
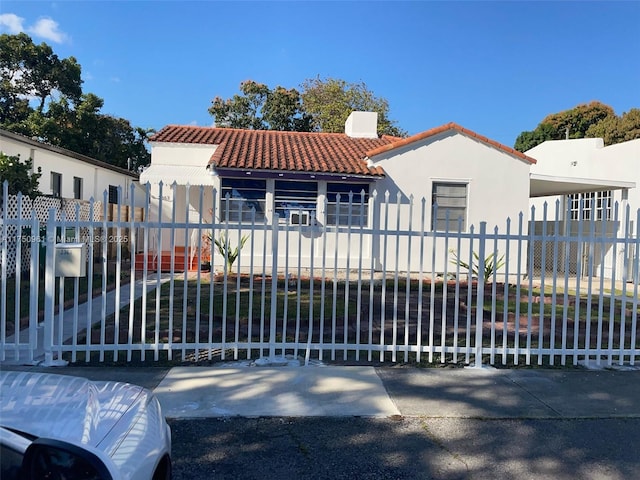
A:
[593,139,640,213]
[1,132,143,205]
[370,131,531,231]
[528,138,640,212]
[148,142,217,167]
[526,138,640,279]
[368,130,532,273]
[527,138,605,178]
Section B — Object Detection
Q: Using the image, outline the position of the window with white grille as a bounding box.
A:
[431,182,467,232]
[274,180,317,225]
[220,178,267,223]
[108,185,119,204]
[568,191,612,221]
[326,183,369,226]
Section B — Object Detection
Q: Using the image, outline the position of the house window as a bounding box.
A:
[51,172,62,198]
[569,191,612,221]
[108,185,119,204]
[220,178,266,223]
[274,180,317,225]
[431,182,467,231]
[326,183,370,226]
[73,176,83,200]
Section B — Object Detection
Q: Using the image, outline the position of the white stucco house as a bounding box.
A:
[0,128,142,204]
[526,137,638,278]
[140,112,537,273]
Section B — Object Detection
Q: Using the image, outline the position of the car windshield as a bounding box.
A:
[1,427,109,480]
[0,443,23,480]
[0,427,28,480]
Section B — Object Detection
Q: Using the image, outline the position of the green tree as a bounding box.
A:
[513,123,556,152]
[0,32,81,124]
[585,108,640,145]
[514,101,616,152]
[0,33,151,170]
[263,86,313,132]
[209,80,312,131]
[300,76,406,137]
[0,33,40,127]
[0,152,42,198]
[209,78,406,136]
[209,80,268,129]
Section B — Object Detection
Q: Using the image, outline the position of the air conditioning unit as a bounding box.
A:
[289,210,310,226]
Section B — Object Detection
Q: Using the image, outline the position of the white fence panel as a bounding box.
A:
[1,183,638,367]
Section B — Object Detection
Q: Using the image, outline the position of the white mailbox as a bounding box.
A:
[54,243,87,277]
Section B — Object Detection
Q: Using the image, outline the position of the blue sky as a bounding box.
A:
[1,1,638,147]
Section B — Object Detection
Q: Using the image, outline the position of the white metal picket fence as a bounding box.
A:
[1,182,639,367]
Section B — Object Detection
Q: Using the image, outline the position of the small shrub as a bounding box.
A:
[207,232,249,273]
[449,249,505,281]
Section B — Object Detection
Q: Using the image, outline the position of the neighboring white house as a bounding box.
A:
[526,137,638,278]
[527,137,639,215]
[0,128,142,204]
[141,112,537,273]
[1,129,146,274]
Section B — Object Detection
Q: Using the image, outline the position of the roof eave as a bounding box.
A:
[214,167,384,182]
[366,123,537,165]
[0,129,140,178]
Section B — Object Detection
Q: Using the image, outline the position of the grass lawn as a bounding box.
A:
[0,261,132,334]
[67,275,639,366]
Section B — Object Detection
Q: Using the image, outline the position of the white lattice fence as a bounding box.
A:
[1,194,36,274]
[1,194,103,275]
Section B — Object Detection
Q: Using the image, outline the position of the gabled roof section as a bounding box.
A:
[365,122,537,164]
[150,125,391,177]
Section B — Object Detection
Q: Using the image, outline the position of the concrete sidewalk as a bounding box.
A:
[3,363,639,419]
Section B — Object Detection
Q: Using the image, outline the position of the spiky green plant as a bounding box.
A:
[211,232,249,273]
[449,249,506,281]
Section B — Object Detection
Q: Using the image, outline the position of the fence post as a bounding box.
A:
[28,214,40,363]
[41,208,68,366]
[1,181,8,362]
[268,214,279,360]
[473,221,487,368]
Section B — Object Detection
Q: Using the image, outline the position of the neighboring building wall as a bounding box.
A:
[592,140,640,215]
[1,131,147,270]
[0,130,144,206]
[527,138,640,279]
[528,138,640,214]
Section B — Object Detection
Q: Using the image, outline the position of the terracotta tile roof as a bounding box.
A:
[366,122,537,164]
[150,125,391,177]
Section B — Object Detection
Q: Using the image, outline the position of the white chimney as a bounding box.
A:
[345,111,378,138]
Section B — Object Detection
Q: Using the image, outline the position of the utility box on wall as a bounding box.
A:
[54,243,87,277]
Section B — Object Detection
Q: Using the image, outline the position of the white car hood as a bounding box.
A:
[0,371,145,449]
